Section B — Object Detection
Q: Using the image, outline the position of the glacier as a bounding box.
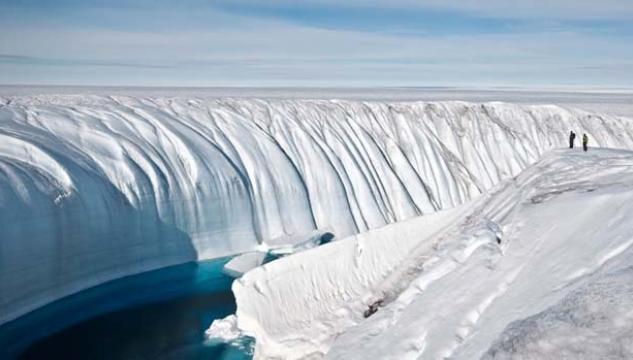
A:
[2,95,633,327]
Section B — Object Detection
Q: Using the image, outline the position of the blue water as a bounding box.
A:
[0,258,253,359]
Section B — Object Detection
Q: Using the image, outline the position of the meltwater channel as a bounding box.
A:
[0,257,252,359]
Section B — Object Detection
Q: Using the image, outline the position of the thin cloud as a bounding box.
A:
[217,1,633,20]
[0,54,174,69]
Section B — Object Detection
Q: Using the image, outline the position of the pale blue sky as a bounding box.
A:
[1,0,632,87]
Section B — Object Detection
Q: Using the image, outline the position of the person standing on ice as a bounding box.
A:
[569,131,576,148]
[583,133,589,152]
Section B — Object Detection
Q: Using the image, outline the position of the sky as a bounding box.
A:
[0,0,632,87]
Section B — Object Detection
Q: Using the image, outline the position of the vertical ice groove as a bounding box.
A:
[295,117,361,235]
[249,105,318,231]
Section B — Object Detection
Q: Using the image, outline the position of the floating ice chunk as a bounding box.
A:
[205,315,242,343]
[223,231,336,278]
[223,252,268,278]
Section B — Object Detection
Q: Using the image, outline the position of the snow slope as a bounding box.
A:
[482,266,633,359]
[222,149,633,359]
[2,95,633,324]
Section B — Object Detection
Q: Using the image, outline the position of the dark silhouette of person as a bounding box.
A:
[569,131,576,149]
[583,133,589,152]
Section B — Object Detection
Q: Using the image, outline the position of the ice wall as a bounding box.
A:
[1,95,633,323]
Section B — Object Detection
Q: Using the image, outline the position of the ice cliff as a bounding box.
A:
[1,95,633,324]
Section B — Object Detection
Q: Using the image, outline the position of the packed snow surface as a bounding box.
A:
[2,94,633,325]
[223,149,633,359]
[482,266,633,359]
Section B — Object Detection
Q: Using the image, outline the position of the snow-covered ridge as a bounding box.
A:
[1,95,633,324]
[226,149,633,359]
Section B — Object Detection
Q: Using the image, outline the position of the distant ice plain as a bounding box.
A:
[2,85,633,117]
